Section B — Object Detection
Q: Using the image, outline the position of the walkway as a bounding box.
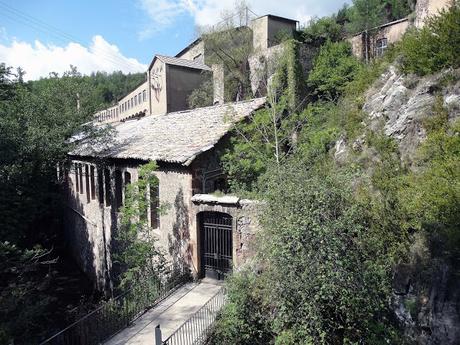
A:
[104,280,223,345]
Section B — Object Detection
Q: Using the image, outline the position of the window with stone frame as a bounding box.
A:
[149,181,160,229]
[75,162,80,193]
[97,168,104,204]
[78,164,83,194]
[114,170,123,210]
[104,168,112,206]
[85,164,90,203]
[90,166,96,200]
[375,37,388,57]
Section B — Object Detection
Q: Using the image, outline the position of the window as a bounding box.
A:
[134,95,137,106]
[124,171,131,186]
[75,163,80,193]
[131,98,134,108]
[150,180,160,229]
[138,93,141,104]
[97,168,104,204]
[78,164,83,194]
[90,166,96,200]
[85,164,90,203]
[375,38,388,57]
[104,169,112,206]
[143,90,146,102]
[114,170,123,210]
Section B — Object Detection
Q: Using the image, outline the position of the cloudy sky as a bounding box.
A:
[0,0,349,80]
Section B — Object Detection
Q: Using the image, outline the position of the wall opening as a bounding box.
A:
[199,211,233,280]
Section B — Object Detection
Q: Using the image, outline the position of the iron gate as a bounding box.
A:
[200,212,233,280]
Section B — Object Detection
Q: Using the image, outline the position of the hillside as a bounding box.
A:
[211,4,460,345]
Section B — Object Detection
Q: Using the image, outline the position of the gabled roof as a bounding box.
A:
[148,54,212,71]
[70,98,266,166]
[175,37,202,58]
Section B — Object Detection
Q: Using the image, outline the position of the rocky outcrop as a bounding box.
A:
[334,65,460,344]
[362,66,460,164]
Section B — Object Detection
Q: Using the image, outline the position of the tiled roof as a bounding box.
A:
[70,98,266,166]
[156,55,212,71]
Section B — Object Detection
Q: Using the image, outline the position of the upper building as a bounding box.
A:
[93,13,298,125]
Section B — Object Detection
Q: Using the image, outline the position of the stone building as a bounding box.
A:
[349,0,452,60]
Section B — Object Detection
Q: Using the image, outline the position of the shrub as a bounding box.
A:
[208,272,272,345]
[308,41,361,101]
[399,3,460,75]
[256,162,402,344]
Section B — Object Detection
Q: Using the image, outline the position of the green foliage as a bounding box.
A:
[301,16,344,46]
[0,64,119,343]
[399,3,460,75]
[221,40,305,193]
[384,0,413,21]
[113,162,166,289]
[203,26,253,102]
[346,0,386,34]
[0,242,55,343]
[257,163,402,344]
[308,41,361,101]
[399,109,460,259]
[209,272,272,345]
[187,78,213,109]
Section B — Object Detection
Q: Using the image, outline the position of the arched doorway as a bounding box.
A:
[199,212,233,280]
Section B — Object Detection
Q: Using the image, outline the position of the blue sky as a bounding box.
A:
[0,0,349,80]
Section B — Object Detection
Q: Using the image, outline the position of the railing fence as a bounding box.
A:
[40,265,190,345]
[161,286,226,345]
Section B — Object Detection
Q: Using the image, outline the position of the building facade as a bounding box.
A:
[349,0,452,60]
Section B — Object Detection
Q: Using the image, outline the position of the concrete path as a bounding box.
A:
[104,280,223,345]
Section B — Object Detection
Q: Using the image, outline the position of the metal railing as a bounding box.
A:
[162,286,226,345]
[40,266,190,345]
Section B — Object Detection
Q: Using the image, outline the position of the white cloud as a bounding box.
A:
[138,0,349,38]
[0,35,147,81]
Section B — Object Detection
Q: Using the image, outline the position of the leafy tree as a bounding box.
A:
[346,0,385,61]
[187,78,214,108]
[221,40,306,192]
[113,162,167,290]
[307,41,361,101]
[0,64,116,343]
[301,16,344,46]
[399,3,460,75]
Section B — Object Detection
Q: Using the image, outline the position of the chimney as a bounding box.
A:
[212,64,224,105]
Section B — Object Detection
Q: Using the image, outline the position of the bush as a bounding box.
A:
[400,3,460,75]
[257,163,402,344]
[308,41,361,101]
[301,16,344,46]
[208,272,272,345]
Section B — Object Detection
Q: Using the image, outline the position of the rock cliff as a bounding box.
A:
[339,65,460,345]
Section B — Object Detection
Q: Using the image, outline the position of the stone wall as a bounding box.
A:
[65,160,140,291]
[65,158,194,290]
[415,0,452,28]
[349,18,409,60]
[175,40,205,62]
[190,196,262,276]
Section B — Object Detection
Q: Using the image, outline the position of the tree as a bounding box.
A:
[307,40,361,101]
[221,40,306,192]
[346,0,386,62]
[113,162,167,290]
